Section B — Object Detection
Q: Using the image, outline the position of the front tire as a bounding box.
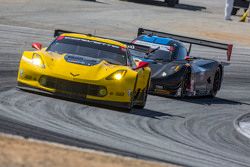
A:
[179,70,191,98]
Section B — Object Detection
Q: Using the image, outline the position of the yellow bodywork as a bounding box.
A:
[17,33,151,108]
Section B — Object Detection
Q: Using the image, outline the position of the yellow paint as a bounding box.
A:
[17,34,151,105]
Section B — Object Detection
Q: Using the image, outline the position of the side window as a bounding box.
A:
[177,47,187,60]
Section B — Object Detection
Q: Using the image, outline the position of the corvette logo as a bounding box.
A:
[70,72,80,77]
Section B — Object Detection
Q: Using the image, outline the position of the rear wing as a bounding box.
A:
[137,28,233,61]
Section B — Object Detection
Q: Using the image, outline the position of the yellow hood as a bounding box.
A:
[41,51,126,81]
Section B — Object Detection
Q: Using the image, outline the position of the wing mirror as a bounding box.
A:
[185,55,192,61]
[134,61,149,70]
[32,42,42,50]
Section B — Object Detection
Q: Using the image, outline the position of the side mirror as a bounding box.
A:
[32,42,42,50]
[185,55,191,61]
[134,61,149,70]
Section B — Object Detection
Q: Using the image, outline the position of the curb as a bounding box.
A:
[234,113,250,139]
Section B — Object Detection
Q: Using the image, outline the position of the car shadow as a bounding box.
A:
[80,0,109,4]
[149,93,250,106]
[120,0,206,11]
[131,108,185,119]
[17,87,249,121]
[175,3,206,11]
[172,95,250,106]
[16,87,185,120]
[179,96,250,106]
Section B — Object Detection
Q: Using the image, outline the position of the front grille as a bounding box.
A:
[39,76,106,97]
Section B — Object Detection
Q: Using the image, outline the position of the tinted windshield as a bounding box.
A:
[129,49,146,58]
[147,49,172,61]
[47,36,127,65]
[129,49,172,62]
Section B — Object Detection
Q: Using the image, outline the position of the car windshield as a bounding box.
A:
[47,36,127,65]
[146,49,172,61]
[129,48,172,62]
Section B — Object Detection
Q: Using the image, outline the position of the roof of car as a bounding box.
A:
[61,33,127,48]
[138,35,174,45]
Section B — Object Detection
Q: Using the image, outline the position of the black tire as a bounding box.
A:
[231,8,238,15]
[180,70,191,98]
[165,0,178,7]
[210,67,222,98]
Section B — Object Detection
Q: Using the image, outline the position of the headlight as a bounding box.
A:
[106,70,127,80]
[32,53,45,68]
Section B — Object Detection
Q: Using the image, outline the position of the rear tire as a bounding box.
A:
[210,67,222,98]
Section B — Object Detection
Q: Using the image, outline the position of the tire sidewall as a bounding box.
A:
[210,67,221,97]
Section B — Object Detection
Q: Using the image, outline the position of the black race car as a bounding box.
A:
[128,28,233,97]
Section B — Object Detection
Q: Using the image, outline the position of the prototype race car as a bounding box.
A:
[128,28,233,97]
[17,30,151,110]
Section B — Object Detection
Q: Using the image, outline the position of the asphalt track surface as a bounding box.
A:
[237,113,250,139]
[1,24,250,167]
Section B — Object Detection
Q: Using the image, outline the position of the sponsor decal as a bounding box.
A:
[65,54,100,66]
[116,92,124,96]
[64,37,120,48]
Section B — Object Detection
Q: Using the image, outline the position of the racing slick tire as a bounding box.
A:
[180,70,191,98]
[165,0,178,7]
[210,67,222,98]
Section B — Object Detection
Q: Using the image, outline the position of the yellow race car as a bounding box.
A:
[17,30,151,110]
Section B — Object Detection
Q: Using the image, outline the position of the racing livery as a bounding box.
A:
[129,28,233,97]
[17,30,151,110]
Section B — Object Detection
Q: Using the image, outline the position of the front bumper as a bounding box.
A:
[17,82,132,109]
[17,63,134,104]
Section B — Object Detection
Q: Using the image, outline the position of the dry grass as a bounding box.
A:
[0,134,180,167]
